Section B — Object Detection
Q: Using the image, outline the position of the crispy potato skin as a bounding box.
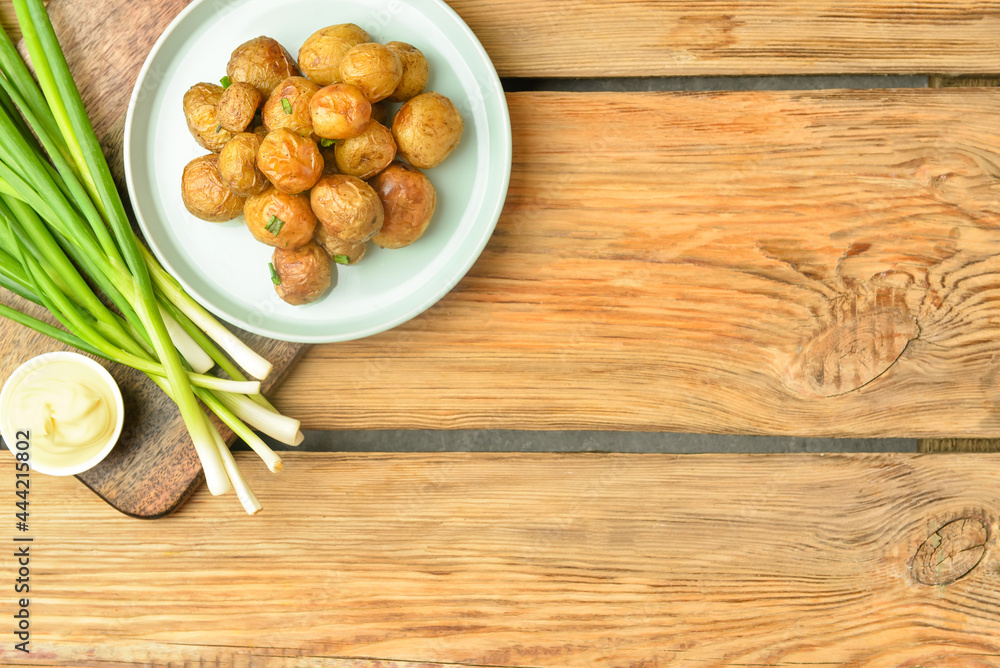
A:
[333,119,396,179]
[385,42,429,102]
[244,187,317,249]
[181,154,246,222]
[262,76,320,137]
[217,82,262,133]
[310,84,371,140]
[310,174,384,242]
[272,241,332,305]
[227,36,299,97]
[339,43,402,103]
[182,30,449,304]
[183,83,233,152]
[257,128,324,194]
[297,24,369,86]
[392,92,463,168]
[371,162,436,248]
[218,133,269,197]
[314,224,368,264]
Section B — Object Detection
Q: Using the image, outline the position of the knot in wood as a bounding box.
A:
[910,517,989,586]
[784,284,917,397]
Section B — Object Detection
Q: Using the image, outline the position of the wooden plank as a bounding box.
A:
[6,0,998,77]
[0,0,17,43]
[11,451,1000,665]
[0,0,47,44]
[446,0,1000,77]
[918,76,1000,453]
[276,89,1000,438]
[0,0,306,517]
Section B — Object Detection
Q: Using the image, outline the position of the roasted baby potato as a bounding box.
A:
[262,76,320,137]
[218,133,269,197]
[257,128,324,194]
[314,223,368,265]
[371,162,436,248]
[244,187,317,249]
[183,82,233,152]
[271,241,332,305]
[310,174,383,242]
[385,42,429,102]
[217,82,262,133]
[338,43,402,103]
[333,119,396,179]
[309,83,371,140]
[297,23,369,86]
[227,36,299,97]
[252,124,269,140]
[181,154,245,222]
[392,92,463,168]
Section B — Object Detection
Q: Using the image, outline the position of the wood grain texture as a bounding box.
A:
[6,452,1000,666]
[277,89,1000,438]
[0,0,18,43]
[0,0,305,518]
[919,75,1000,454]
[0,0,47,44]
[7,0,999,78]
[445,0,1000,77]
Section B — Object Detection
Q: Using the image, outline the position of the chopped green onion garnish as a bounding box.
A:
[281,98,292,114]
[265,215,285,236]
[220,75,232,89]
[216,124,222,133]
[333,254,350,265]
[320,138,336,148]
[268,262,281,285]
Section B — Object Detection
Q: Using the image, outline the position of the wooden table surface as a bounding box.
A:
[3,0,1000,665]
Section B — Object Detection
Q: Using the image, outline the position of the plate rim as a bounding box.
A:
[123,0,512,344]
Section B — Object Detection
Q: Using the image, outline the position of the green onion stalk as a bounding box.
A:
[0,0,299,515]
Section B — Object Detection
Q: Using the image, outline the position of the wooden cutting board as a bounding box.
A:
[0,0,305,518]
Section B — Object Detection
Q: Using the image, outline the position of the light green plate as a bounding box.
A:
[125,0,511,343]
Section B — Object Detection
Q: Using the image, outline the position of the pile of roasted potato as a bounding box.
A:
[180,25,463,305]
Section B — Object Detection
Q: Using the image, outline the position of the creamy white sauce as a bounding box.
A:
[7,361,116,470]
